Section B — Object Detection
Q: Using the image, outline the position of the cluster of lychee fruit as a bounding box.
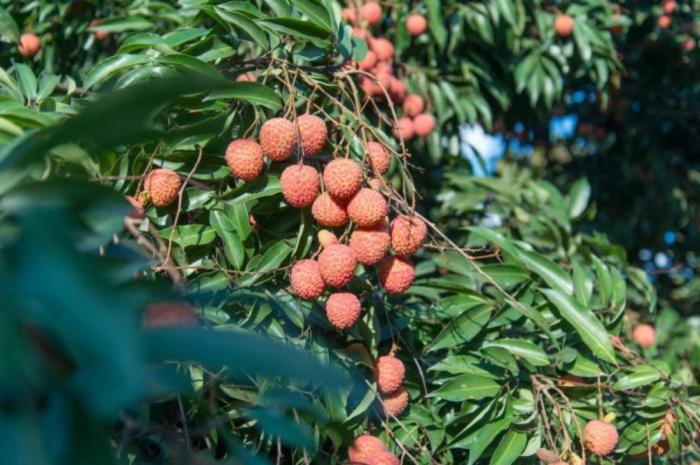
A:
[348,434,400,465]
[342,2,436,143]
[658,0,677,29]
[375,354,409,417]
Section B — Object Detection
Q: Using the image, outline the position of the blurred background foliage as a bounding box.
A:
[0,0,699,464]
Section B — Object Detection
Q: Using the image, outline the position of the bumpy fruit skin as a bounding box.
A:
[413,113,436,137]
[347,188,388,228]
[406,14,428,36]
[583,420,619,456]
[373,451,400,465]
[555,14,574,37]
[226,139,265,181]
[297,114,327,156]
[350,226,390,265]
[375,355,406,394]
[143,302,197,328]
[632,323,656,347]
[312,193,349,227]
[378,256,415,294]
[18,33,41,57]
[390,215,427,256]
[348,435,385,465]
[318,244,357,288]
[359,50,378,71]
[389,78,406,103]
[290,260,325,300]
[280,164,319,207]
[318,229,339,247]
[361,76,382,98]
[326,292,362,330]
[145,168,181,207]
[403,94,425,117]
[360,2,382,26]
[366,141,391,175]
[342,7,358,25]
[371,38,395,61]
[392,117,415,141]
[381,386,409,417]
[260,118,296,161]
[323,158,363,200]
[657,15,671,28]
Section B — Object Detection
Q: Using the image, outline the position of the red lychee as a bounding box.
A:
[392,117,415,141]
[280,164,319,207]
[348,435,385,465]
[90,19,110,41]
[296,113,328,156]
[312,193,349,227]
[18,33,41,57]
[342,7,358,25]
[555,14,575,37]
[260,118,296,161]
[236,73,255,82]
[373,61,393,77]
[683,36,696,52]
[226,139,265,181]
[318,229,339,247]
[326,292,362,330]
[632,323,656,347]
[323,158,363,200]
[371,37,394,61]
[375,355,406,394]
[374,451,400,465]
[583,420,619,456]
[390,215,427,256]
[406,14,428,36]
[290,259,325,300]
[318,244,358,288]
[403,94,425,117]
[359,50,378,71]
[347,188,388,228]
[366,141,391,175]
[361,76,382,97]
[381,386,409,417]
[663,0,677,14]
[389,78,406,103]
[413,113,436,137]
[360,2,383,26]
[350,226,390,265]
[145,168,181,207]
[658,15,671,28]
[143,301,197,328]
[378,256,415,294]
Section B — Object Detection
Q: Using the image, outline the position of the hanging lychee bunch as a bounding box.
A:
[375,353,410,417]
[347,434,400,465]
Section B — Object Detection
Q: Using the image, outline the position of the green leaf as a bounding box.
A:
[0,7,19,42]
[238,241,292,286]
[541,288,616,364]
[425,0,448,48]
[15,64,37,102]
[89,16,153,33]
[514,249,573,295]
[210,210,245,269]
[490,430,527,465]
[467,417,512,465]
[429,304,493,351]
[84,54,151,90]
[258,17,331,43]
[159,224,216,248]
[484,339,549,366]
[568,178,591,219]
[613,365,661,390]
[293,0,331,30]
[205,82,283,111]
[430,374,500,402]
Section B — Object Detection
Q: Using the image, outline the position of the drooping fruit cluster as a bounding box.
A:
[347,434,399,465]
[375,354,409,417]
[583,419,619,456]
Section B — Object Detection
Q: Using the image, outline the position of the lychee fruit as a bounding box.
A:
[657,15,671,28]
[326,292,362,330]
[406,14,428,36]
[632,323,656,347]
[359,50,378,71]
[555,14,575,38]
[381,386,409,417]
[663,0,677,14]
[318,244,357,288]
[392,117,415,141]
[348,435,385,465]
[350,226,390,265]
[413,113,436,137]
[290,259,325,300]
[403,94,425,117]
[347,188,388,228]
[352,27,372,41]
[367,177,383,190]
[375,355,406,394]
[18,33,41,57]
[280,164,319,207]
[360,2,383,26]
[312,193,349,227]
[373,451,400,465]
[260,118,296,161]
[378,256,415,294]
[373,62,393,77]
[390,215,427,256]
[683,36,696,52]
[370,37,394,61]
[226,139,265,182]
[236,73,255,82]
[296,114,327,156]
[583,420,619,456]
[389,78,406,103]
[145,168,181,207]
[342,7,358,25]
[90,19,110,41]
[661,411,676,438]
[318,229,338,247]
[323,158,362,200]
[143,301,197,328]
[366,141,391,175]
[361,76,382,98]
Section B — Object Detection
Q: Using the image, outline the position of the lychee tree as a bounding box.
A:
[0,1,699,465]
